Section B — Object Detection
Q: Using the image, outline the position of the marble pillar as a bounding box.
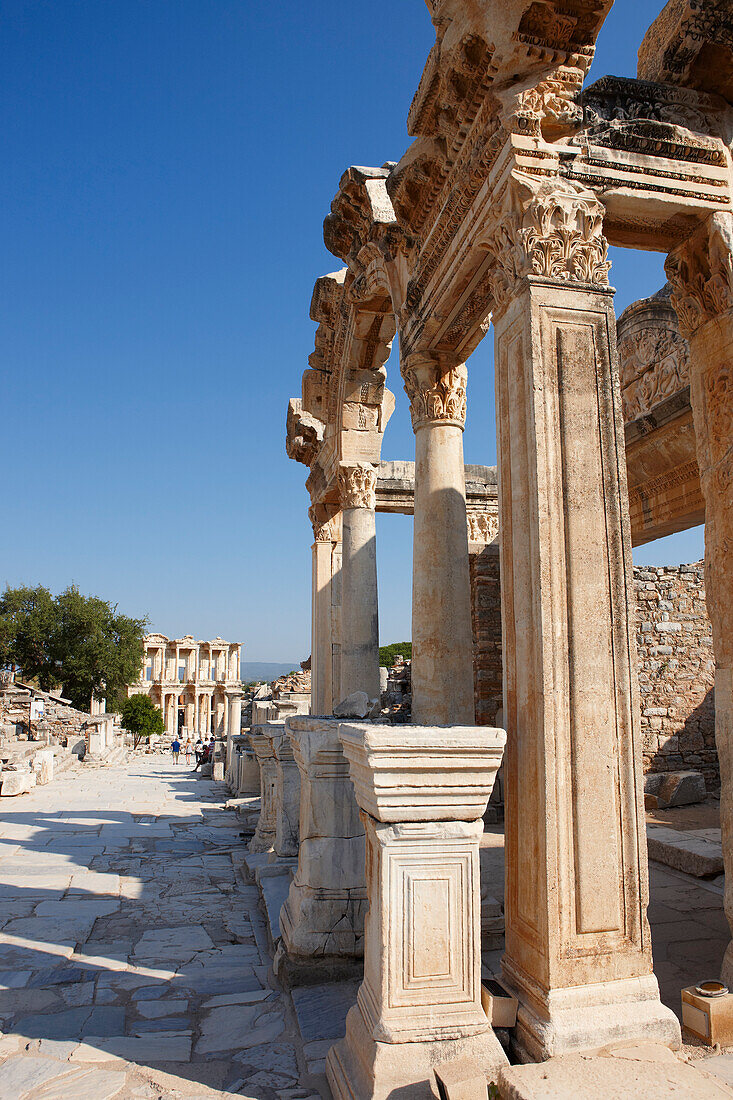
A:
[401,353,475,725]
[249,723,281,853]
[490,186,679,1060]
[666,212,733,985]
[327,724,507,1100]
[225,690,243,781]
[276,716,366,986]
[309,506,341,715]
[338,464,380,703]
[270,725,301,861]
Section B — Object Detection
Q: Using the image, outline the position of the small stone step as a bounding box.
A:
[647,823,723,878]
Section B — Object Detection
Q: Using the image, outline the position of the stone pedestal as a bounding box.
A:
[276,716,366,986]
[493,270,680,1060]
[401,354,475,725]
[225,691,243,779]
[339,465,380,701]
[237,748,260,795]
[269,726,301,861]
[326,724,507,1100]
[666,213,733,987]
[249,724,281,853]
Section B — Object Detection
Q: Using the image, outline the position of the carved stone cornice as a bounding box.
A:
[483,174,611,315]
[617,285,691,423]
[401,353,467,432]
[665,213,733,338]
[338,464,378,510]
[286,398,324,468]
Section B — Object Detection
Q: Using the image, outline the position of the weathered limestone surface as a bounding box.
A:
[666,212,733,988]
[339,464,380,702]
[270,726,301,860]
[327,724,507,1100]
[494,267,679,1058]
[249,723,281,854]
[0,768,37,796]
[277,717,366,987]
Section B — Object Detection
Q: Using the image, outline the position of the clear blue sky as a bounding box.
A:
[2,1,703,662]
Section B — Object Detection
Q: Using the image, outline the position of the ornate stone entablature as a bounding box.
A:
[618,285,691,422]
[401,353,468,431]
[285,398,324,468]
[639,0,733,101]
[467,511,499,544]
[338,463,378,511]
[308,503,341,543]
[665,212,733,338]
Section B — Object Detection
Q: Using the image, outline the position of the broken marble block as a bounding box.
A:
[644,770,706,809]
[33,748,54,785]
[249,723,282,853]
[1,768,37,796]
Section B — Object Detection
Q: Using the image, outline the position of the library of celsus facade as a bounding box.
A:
[128,633,242,737]
[281,0,733,1095]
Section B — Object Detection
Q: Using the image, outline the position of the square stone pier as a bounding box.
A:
[249,722,282,853]
[326,723,508,1100]
[275,716,367,987]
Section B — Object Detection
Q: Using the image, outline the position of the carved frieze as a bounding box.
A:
[617,286,691,423]
[338,463,378,510]
[467,511,499,543]
[286,399,324,468]
[401,353,467,431]
[665,212,733,338]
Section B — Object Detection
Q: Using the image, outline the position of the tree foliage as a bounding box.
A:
[120,694,164,747]
[0,584,147,711]
[378,641,412,667]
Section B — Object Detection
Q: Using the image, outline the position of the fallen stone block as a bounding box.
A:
[0,770,37,796]
[333,691,370,718]
[647,823,723,878]
[33,749,54,785]
[657,770,706,809]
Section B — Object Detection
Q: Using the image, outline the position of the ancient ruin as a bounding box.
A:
[129,633,242,737]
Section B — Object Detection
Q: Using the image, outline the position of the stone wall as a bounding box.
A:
[469,543,503,727]
[0,681,91,750]
[635,562,717,791]
[468,556,717,790]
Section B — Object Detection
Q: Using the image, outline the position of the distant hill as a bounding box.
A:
[241,662,300,683]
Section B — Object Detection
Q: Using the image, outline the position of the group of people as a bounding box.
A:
[170,735,216,770]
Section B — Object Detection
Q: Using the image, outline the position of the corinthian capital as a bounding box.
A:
[665,213,733,339]
[338,464,378,510]
[484,174,611,315]
[401,352,467,432]
[308,504,341,543]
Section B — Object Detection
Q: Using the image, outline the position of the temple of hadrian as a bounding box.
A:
[268,0,733,1095]
[128,633,242,737]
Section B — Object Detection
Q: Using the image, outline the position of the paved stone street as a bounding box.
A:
[0,756,322,1100]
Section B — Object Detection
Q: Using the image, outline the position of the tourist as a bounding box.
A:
[184,739,193,765]
[171,736,181,765]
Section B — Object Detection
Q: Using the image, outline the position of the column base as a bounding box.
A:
[326,1002,507,1100]
[249,827,275,854]
[502,958,681,1062]
[277,882,366,986]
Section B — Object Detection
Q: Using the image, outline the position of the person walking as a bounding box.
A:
[185,739,193,766]
[171,737,181,765]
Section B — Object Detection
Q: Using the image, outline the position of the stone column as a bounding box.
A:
[249,723,280,853]
[486,176,679,1059]
[327,724,507,1099]
[309,506,341,715]
[269,725,301,861]
[276,716,366,987]
[401,353,474,725]
[338,464,380,702]
[226,690,243,781]
[666,212,733,984]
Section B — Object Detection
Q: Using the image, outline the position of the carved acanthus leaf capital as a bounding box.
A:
[308,504,341,543]
[483,174,611,314]
[665,213,733,339]
[401,352,467,432]
[338,463,378,510]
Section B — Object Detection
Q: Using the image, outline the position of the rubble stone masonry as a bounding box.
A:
[469,555,717,791]
[635,562,717,791]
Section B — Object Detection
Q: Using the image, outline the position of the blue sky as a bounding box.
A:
[2,0,703,662]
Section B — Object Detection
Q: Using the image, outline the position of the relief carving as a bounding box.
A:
[309,505,340,543]
[338,463,378,510]
[401,353,468,431]
[665,213,733,337]
[467,511,499,543]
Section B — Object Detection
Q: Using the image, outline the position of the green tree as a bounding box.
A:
[0,584,147,710]
[0,586,58,688]
[379,641,412,667]
[120,694,164,748]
